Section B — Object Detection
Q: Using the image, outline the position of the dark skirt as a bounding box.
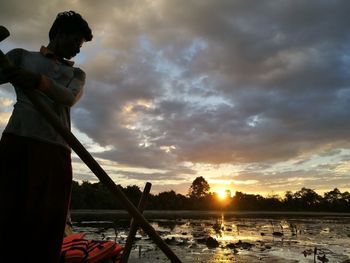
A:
[0,133,72,263]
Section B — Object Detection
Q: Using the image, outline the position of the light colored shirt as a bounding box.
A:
[0,47,86,150]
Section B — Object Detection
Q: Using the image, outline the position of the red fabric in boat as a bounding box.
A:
[61,233,89,262]
[110,243,123,256]
[85,240,117,263]
[61,233,123,263]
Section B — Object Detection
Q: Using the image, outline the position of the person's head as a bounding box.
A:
[48,11,93,59]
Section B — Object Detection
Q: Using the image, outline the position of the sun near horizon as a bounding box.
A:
[214,189,233,201]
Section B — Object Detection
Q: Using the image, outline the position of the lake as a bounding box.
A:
[71,210,350,262]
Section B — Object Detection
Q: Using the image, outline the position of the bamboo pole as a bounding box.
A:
[0,50,182,263]
[121,182,152,263]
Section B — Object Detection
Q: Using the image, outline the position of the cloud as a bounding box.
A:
[115,169,194,181]
[77,1,350,166]
[1,0,350,193]
[0,112,10,126]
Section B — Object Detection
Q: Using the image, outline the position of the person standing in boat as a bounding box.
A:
[0,11,92,262]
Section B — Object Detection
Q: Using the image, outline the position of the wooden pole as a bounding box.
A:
[121,182,152,263]
[0,50,182,263]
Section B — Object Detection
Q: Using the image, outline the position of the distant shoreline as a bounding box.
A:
[71,209,350,219]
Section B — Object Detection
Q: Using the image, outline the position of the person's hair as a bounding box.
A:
[49,11,93,42]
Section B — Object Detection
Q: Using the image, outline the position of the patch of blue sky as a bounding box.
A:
[340,51,350,66]
[186,94,231,109]
[165,75,232,108]
[339,51,350,82]
[138,36,232,109]
[139,35,206,77]
[154,53,184,78]
[246,115,260,127]
[336,86,350,100]
[183,38,207,62]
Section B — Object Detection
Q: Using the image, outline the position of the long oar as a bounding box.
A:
[121,182,152,262]
[0,28,182,263]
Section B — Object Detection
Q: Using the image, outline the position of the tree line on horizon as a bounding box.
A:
[70,176,350,212]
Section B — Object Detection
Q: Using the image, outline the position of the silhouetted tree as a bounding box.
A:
[293,187,322,210]
[122,185,142,206]
[341,191,350,212]
[188,176,210,199]
[232,192,262,210]
[157,190,178,209]
[70,181,350,212]
[323,188,350,212]
[324,188,342,204]
[283,190,296,210]
[262,194,283,210]
[342,191,350,202]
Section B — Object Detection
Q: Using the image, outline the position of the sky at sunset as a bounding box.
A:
[0,0,350,196]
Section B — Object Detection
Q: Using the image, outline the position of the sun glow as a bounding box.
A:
[216,189,228,200]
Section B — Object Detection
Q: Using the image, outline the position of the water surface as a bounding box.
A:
[71,210,350,262]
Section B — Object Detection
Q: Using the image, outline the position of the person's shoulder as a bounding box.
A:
[6,48,24,56]
[6,48,37,59]
[72,67,85,75]
[72,67,86,80]
[5,48,31,65]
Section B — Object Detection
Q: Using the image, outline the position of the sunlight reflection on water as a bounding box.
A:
[72,211,350,263]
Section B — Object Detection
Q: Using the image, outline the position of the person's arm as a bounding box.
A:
[6,61,85,107]
[38,68,85,106]
[0,56,9,84]
[0,48,23,85]
[0,68,8,85]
